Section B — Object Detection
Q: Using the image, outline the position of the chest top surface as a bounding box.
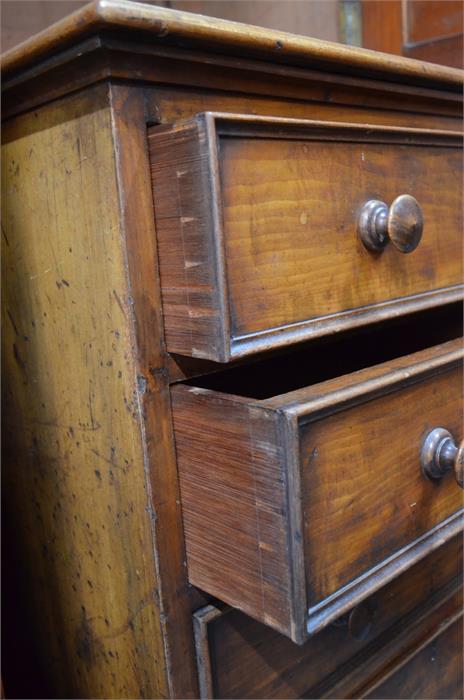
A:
[2,0,463,88]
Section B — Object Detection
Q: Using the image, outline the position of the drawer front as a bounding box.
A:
[193,536,463,699]
[150,113,463,361]
[301,366,461,610]
[365,619,463,700]
[172,339,463,643]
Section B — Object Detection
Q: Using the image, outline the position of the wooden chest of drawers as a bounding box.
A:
[2,2,463,698]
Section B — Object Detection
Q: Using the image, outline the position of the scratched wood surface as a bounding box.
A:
[171,386,298,639]
[1,83,168,699]
[108,82,202,699]
[193,536,462,699]
[172,339,463,642]
[2,2,464,697]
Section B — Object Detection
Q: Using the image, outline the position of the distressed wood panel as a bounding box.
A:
[108,82,201,699]
[1,83,168,699]
[171,387,298,640]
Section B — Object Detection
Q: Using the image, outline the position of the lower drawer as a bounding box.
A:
[174,337,463,642]
[193,536,463,699]
[365,619,463,699]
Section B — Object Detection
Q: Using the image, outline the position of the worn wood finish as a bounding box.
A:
[2,0,462,88]
[193,535,463,699]
[300,367,462,607]
[106,83,201,699]
[3,2,464,697]
[3,34,464,124]
[1,83,169,698]
[149,112,463,361]
[172,339,463,642]
[145,84,463,132]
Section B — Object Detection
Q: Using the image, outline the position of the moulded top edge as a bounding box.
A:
[2,0,463,91]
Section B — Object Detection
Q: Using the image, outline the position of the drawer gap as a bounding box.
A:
[184,302,462,399]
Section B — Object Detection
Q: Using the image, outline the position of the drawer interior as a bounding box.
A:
[185,302,462,399]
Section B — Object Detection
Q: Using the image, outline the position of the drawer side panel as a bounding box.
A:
[149,120,226,360]
[172,385,300,639]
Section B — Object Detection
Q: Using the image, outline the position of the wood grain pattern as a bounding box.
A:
[172,339,463,642]
[2,0,463,89]
[221,135,461,337]
[193,535,463,699]
[146,84,463,131]
[300,366,463,604]
[0,0,339,53]
[171,387,301,640]
[1,83,168,699]
[150,119,227,361]
[149,112,463,361]
[3,3,464,696]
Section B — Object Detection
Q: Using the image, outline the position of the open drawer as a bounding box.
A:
[149,113,463,362]
[172,336,463,643]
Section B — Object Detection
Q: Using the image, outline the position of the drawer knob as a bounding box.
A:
[358,194,423,253]
[420,428,463,488]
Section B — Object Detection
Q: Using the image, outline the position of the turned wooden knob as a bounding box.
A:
[358,194,423,253]
[420,428,464,488]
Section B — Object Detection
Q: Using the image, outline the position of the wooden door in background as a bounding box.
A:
[362,0,463,68]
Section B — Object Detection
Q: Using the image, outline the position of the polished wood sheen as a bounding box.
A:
[3,0,463,86]
[193,536,463,699]
[358,195,424,253]
[2,1,463,697]
[421,427,464,487]
[149,113,462,361]
[172,339,463,642]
